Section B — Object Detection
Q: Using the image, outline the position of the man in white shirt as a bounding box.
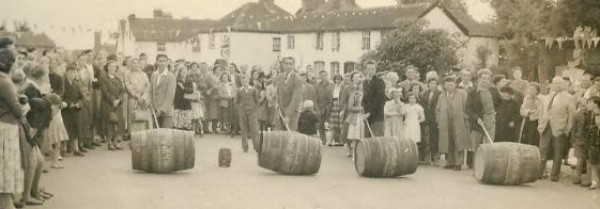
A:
[150,54,177,128]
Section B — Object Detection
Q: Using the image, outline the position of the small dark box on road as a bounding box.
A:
[219,148,231,167]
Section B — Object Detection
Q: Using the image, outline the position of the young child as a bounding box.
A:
[403,92,425,143]
[571,99,591,186]
[298,100,319,138]
[384,88,404,138]
[43,93,69,169]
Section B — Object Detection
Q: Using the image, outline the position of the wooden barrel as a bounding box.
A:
[131,129,195,173]
[354,137,419,178]
[258,131,322,175]
[219,148,231,167]
[474,142,541,185]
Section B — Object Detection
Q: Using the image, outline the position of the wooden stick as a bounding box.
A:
[363,116,374,138]
[151,109,160,129]
[517,118,526,144]
[276,107,291,131]
[477,119,494,144]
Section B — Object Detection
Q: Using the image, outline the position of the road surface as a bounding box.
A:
[39,134,600,209]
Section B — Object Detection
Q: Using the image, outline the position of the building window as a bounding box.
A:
[330,62,340,77]
[344,62,356,74]
[332,32,340,52]
[157,42,166,52]
[192,36,201,53]
[381,29,391,42]
[314,61,325,72]
[362,31,371,50]
[221,34,230,58]
[273,37,281,52]
[316,32,324,51]
[287,35,295,49]
[209,33,215,49]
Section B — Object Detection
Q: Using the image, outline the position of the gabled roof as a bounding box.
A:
[0,31,56,48]
[227,4,434,33]
[210,1,292,32]
[128,17,215,42]
[441,8,498,37]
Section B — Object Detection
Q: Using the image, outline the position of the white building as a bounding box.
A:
[117,0,498,75]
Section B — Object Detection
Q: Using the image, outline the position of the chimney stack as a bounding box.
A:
[301,0,325,14]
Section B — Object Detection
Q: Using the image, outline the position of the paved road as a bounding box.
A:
[39,134,599,209]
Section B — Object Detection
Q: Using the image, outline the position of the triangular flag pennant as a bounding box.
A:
[593,37,600,48]
[556,37,566,50]
[544,37,554,49]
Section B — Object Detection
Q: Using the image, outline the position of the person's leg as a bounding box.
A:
[238,111,249,152]
[551,134,568,181]
[371,120,384,137]
[429,126,439,162]
[420,125,431,163]
[49,143,62,168]
[249,112,260,152]
[0,193,16,209]
[160,113,174,129]
[538,127,552,178]
[30,146,45,200]
[318,117,327,145]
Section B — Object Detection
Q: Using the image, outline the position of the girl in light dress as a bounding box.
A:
[187,63,205,136]
[43,93,69,168]
[403,92,425,143]
[344,72,365,158]
[384,88,404,138]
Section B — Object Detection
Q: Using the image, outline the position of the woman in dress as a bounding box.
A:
[187,63,205,135]
[384,88,404,138]
[0,40,25,209]
[173,68,193,130]
[265,69,279,131]
[519,83,541,146]
[123,58,150,134]
[403,92,425,143]
[344,72,365,157]
[217,73,235,134]
[100,61,125,150]
[204,66,221,133]
[250,67,268,133]
[42,93,68,168]
[327,75,345,146]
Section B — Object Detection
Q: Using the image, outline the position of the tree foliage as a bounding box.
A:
[361,19,458,77]
[490,0,554,79]
[548,0,600,36]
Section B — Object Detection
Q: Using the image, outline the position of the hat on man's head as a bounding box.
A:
[443,76,456,83]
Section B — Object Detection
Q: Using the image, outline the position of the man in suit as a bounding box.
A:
[362,61,386,137]
[150,54,177,129]
[275,57,304,131]
[315,70,334,144]
[398,65,427,96]
[237,75,260,152]
[538,77,576,181]
[419,78,442,163]
[465,72,496,168]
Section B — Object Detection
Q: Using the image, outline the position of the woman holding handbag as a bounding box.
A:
[123,58,150,133]
[100,61,124,150]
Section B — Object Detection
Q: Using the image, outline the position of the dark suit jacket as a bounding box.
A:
[236,86,260,113]
[419,88,442,126]
[362,74,387,123]
[315,81,334,116]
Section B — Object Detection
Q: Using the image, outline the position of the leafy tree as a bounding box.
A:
[361,19,458,77]
[490,0,553,80]
[548,0,600,36]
